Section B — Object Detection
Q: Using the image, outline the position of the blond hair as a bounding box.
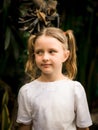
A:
[25,27,77,80]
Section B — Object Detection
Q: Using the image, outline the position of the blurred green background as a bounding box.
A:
[0,0,98,129]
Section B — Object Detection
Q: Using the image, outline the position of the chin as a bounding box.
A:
[42,71,53,75]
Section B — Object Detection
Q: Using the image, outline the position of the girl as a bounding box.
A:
[16,27,92,130]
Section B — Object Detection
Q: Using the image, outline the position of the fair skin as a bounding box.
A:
[18,35,90,130]
[18,124,32,130]
[77,128,89,130]
[34,35,69,82]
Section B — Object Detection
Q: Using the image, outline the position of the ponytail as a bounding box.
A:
[25,27,77,80]
[64,30,77,79]
[25,35,37,79]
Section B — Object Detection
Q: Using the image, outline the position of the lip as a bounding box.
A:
[41,64,51,67]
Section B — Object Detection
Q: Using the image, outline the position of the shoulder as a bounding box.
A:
[66,79,86,96]
[66,79,84,89]
[72,80,87,99]
[18,80,37,96]
[73,80,85,92]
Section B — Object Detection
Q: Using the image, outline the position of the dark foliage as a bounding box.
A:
[0,0,98,129]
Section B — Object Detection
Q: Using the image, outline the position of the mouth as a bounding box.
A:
[41,64,51,68]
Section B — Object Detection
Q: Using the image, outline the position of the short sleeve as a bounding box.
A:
[74,81,92,128]
[16,85,32,125]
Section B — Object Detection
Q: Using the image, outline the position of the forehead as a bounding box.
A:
[35,36,64,49]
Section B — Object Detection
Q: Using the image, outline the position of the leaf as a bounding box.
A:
[1,90,12,130]
[1,104,10,130]
[4,27,11,50]
[10,31,20,60]
[36,10,47,25]
[2,91,9,106]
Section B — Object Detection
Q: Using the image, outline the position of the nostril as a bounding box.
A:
[42,57,49,62]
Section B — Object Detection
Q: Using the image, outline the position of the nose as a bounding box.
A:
[42,52,49,61]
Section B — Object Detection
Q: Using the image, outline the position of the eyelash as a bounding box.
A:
[49,50,57,53]
[35,50,57,55]
[35,51,43,55]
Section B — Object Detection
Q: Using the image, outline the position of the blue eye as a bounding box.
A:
[35,50,43,55]
[49,50,57,54]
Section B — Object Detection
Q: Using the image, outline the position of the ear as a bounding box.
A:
[63,50,70,62]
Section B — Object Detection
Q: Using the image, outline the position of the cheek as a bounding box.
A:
[53,56,63,64]
[35,56,41,64]
[58,53,66,63]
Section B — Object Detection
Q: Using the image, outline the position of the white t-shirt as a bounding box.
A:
[16,79,92,130]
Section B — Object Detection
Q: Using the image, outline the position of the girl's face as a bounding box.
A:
[34,35,69,77]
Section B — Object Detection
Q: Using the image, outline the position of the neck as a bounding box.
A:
[38,73,67,82]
